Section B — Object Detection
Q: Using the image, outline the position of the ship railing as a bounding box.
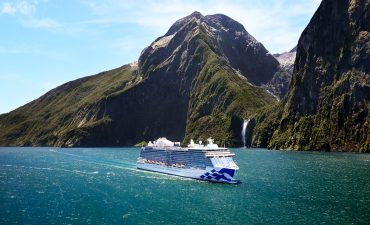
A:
[212,163,239,170]
[188,147,228,151]
[205,152,235,157]
[150,146,187,151]
[137,158,187,168]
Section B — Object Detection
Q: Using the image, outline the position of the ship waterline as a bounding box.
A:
[137,138,240,183]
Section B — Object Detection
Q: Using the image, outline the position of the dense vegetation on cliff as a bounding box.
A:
[251,0,370,152]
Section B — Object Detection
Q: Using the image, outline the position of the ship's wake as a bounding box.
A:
[48,149,193,181]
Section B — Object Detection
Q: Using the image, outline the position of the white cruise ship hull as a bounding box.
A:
[137,163,240,184]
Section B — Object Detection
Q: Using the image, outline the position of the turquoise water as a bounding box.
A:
[0,147,369,225]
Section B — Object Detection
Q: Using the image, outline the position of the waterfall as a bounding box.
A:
[242,119,250,147]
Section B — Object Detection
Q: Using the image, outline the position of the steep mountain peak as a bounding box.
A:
[204,14,250,37]
[166,12,257,46]
[140,11,280,87]
[189,11,203,18]
[165,11,204,36]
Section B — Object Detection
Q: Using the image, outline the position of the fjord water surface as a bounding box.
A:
[1,147,369,225]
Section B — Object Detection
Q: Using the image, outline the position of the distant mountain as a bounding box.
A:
[0,12,283,147]
[264,46,297,99]
[273,46,296,75]
[262,46,297,100]
[251,0,370,152]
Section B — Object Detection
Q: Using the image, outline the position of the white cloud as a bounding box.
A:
[1,2,16,15]
[15,0,36,15]
[1,0,322,52]
[0,1,35,16]
[83,0,322,53]
[0,1,60,30]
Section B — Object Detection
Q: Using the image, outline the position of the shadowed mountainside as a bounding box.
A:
[250,0,370,152]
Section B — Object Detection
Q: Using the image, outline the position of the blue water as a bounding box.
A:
[0,147,369,225]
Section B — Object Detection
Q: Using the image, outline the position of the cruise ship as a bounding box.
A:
[137,137,240,184]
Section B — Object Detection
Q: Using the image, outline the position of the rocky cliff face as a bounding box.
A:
[0,12,280,147]
[251,0,370,152]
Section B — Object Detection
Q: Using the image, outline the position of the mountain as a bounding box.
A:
[262,46,297,100]
[273,46,296,75]
[250,0,370,152]
[0,12,281,147]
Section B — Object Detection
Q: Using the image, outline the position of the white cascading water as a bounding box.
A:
[242,119,250,147]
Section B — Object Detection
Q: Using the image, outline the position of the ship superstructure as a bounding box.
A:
[137,138,240,184]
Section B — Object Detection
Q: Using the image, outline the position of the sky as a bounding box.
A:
[0,0,322,114]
